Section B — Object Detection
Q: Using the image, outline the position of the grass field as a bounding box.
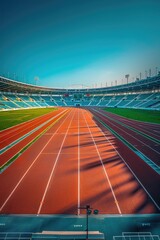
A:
[0,108,57,130]
[104,108,160,124]
[0,107,159,131]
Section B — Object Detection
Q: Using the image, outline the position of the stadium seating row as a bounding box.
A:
[0,92,159,110]
[0,73,160,110]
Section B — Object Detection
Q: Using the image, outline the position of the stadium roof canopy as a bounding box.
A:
[0,74,160,95]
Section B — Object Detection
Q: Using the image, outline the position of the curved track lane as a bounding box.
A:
[0,108,64,148]
[0,108,69,168]
[0,108,159,214]
[90,107,160,166]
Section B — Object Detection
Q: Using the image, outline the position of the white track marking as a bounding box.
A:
[0,109,64,136]
[0,109,68,146]
[0,109,72,212]
[93,109,160,155]
[153,130,160,133]
[82,110,122,214]
[0,117,45,144]
[77,109,80,215]
[88,110,160,211]
[100,110,160,139]
[37,110,76,214]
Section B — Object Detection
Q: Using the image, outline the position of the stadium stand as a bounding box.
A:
[0,73,160,110]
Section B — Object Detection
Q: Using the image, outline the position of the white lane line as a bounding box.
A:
[88,112,160,211]
[0,118,44,144]
[77,109,80,215]
[0,109,68,154]
[37,109,76,214]
[41,152,88,155]
[0,110,65,141]
[0,109,72,213]
[41,152,76,154]
[82,110,122,215]
[0,110,55,135]
[153,130,160,133]
[98,109,160,139]
[93,109,160,155]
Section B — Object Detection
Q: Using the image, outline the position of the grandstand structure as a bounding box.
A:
[0,73,160,110]
[0,74,160,238]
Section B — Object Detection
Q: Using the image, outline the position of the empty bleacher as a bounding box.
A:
[106,95,123,107]
[0,73,160,110]
[0,91,160,110]
[98,95,112,106]
[0,94,20,109]
[38,95,55,106]
[88,96,102,106]
[81,96,92,106]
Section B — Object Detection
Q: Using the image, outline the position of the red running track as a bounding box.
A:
[0,107,159,214]
[0,108,69,167]
[89,107,160,166]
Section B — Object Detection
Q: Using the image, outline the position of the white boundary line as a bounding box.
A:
[0,108,61,135]
[122,232,152,236]
[93,109,160,155]
[77,109,81,215]
[0,109,72,213]
[82,110,122,215]
[89,110,160,211]
[0,109,68,153]
[0,110,67,155]
[0,114,49,144]
[37,109,76,214]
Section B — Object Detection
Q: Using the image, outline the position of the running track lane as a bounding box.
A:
[79,109,159,214]
[88,108,160,208]
[39,108,120,214]
[91,107,160,141]
[0,108,120,214]
[0,108,159,214]
[0,108,70,168]
[0,108,64,149]
[0,108,75,213]
[89,108,160,166]
[99,108,160,141]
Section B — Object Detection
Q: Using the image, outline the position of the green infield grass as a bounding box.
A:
[0,108,57,130]
[103,108,160,124]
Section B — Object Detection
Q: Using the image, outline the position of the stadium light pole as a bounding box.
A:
[78,205,99,240]
[145,70,147,78]
[125,74,129,84]
[139,72,142,80]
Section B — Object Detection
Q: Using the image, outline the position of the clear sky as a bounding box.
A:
[0,0,160,88]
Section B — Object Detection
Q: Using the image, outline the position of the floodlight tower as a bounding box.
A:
[139,72,142,80]
[13,73,16,80]
[145,70,148,78]
[125,74,130,84]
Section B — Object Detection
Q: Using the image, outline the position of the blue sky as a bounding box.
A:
[0,0,160,88]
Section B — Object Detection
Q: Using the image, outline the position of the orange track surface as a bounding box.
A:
[0,108,159,214]
[0,108,69,167]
